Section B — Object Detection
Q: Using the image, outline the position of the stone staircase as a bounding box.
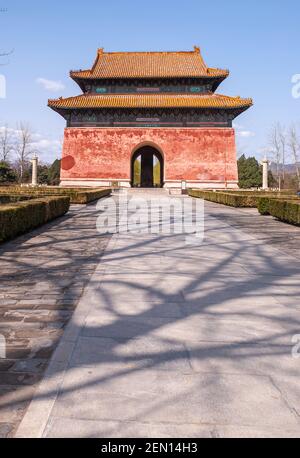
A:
[113,188,185,196]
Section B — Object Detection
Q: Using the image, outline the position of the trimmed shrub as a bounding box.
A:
[0,194,35,205]
[0,196,70,242]
[257,197,271,215]
[268,199,300,225]
[188,190,259,207]
[189,190,299,210]
[216,190,296,196]
[0,187,111,204]
[189,189,300,226]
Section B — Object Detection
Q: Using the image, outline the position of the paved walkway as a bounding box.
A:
[0,204,111,437]
[12,191,300,437]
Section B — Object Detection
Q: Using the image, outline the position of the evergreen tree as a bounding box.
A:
[238,155,262,188]
[38,165,51,184]
[48,159,61,185]
[0,161,17,184]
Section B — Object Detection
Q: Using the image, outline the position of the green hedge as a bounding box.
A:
[0,187,111,204]
[189,190,299,209]
[0,196,70,242]
[216,190,296,196]
[67,188,111,204]
[257,197,271,215]
[257,197,300,225]
[188,190,259,207]
[0,194,35,205]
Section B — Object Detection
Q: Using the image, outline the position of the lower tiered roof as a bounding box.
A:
[48,93,253,110]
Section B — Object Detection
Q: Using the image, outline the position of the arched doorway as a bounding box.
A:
[131,145,164,188]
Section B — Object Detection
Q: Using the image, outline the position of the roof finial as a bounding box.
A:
[194,46,200,54]
[98,47,104,55]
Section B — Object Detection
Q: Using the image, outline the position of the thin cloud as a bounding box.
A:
[36,77,65,92]
[233,122,255,138]
[237,130,255,138]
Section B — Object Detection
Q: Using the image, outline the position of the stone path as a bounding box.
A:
[5,191,300,438]
[0,204,111,437]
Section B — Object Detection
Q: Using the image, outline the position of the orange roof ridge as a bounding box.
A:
[69,47,229,80]
[95,48,202,55]
[48,93,253,110]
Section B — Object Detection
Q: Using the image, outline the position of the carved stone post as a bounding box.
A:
[261,157,269,190]
[31,155,38,187]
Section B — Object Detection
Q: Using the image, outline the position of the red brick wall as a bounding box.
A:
[61,127,238,183]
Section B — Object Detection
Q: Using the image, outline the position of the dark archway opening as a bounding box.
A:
[131,146,164,188]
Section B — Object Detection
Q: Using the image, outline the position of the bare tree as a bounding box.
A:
[14,122,33,182]
[269,123,287,188]
[288,125,300,187]
[269,123,281,186]
[279,125,287,185]
[0,124,14,161]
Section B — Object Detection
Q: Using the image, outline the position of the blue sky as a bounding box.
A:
[0,0,300,163]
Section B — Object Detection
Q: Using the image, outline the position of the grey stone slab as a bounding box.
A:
[186,341,300,377]
[12,359,48,374]
[51,370,299,429]
[83,300,183,319]
[215,425,300,438]
[180,295,300,322]
[0,385,36,423]
[83,281,183,304]
[44,417,212,438]
[82,315,174,340]
[70,336,191,371]
[81,309,296,344]
[271,376,300,417]
[182,279,300,303]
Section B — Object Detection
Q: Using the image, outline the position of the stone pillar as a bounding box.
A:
[261,158,269,190]
[31,155,38,187]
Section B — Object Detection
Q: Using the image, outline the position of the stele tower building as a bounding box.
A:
[49,47,252,189]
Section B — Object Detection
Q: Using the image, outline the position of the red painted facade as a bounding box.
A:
[61,127,238,188]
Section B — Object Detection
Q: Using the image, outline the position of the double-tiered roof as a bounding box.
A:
[48,47,252,126]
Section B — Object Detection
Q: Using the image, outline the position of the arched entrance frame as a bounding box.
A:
[130,142,165,188]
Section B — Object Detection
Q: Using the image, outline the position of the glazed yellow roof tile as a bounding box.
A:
[48,93,253,110]
[70,48,229,80]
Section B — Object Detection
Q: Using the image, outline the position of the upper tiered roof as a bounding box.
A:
[70,47,229,80]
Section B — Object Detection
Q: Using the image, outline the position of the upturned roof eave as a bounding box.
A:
[69,71,229,81]
[48,97,253,111]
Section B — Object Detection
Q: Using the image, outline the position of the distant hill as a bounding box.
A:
[270,163,300,174]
